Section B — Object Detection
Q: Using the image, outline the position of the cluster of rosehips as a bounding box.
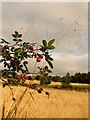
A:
[29,45,43,63]
[0,44,46,63]
[22,75,32,82]
[37,53,43,62]
[14,75,32,83]
[22,75,27,82]
[43,72,48,76]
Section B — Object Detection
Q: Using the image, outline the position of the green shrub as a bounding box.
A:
[61,76,70,88]
[52,76,61,82]
[40,76,51,85]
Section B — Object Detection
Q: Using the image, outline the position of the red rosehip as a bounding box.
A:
[43,72,48,76]
[28,75,32,80]
[4,45,9,49]
[14,75,17,79]
[37,57,41,62]
[24,75,27,79]
[12,97,16,101]
[38,54,43,59]
[0,45,2,51]
[38,89,42,93]
[40,87,43,91]
[22,77,25,81]
[45,73,48,76]
[3,83,6,88]
[43,72,46,76]
[45,91,49,96]
[29,46,33,50]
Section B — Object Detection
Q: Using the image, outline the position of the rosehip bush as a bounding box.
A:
[0,31,55,87]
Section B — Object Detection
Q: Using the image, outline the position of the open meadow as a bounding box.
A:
[2,83,88,118]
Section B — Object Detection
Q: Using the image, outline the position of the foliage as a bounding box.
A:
[51,72,90,84]
[71,72,90,84]
[61,73,70,88]
[0,31,55,86]
[0,31,55,118]
[52,76,61,82]
[40,76,51,85]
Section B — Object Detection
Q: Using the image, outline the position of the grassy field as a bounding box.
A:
[2,83,88,118]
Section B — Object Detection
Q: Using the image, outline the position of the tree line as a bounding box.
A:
[51,72,90,84]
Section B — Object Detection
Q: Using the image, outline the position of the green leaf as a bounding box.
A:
[44,65,52,73]
[15,31,18,35]
[11,47,14,52]
[45,57,49,61]
[47,69,52,73]
[1,39,10,44]
[13,39,17,41]
[48,56,53,61]
[47,60,53,69]
[48,39,55,46]
[23,61,28,71]
[11,77,14,81]
[18,34,22,38]
[23,61,28,65]
[42,40,47,47]
[47,46,55,50]
[45,66,48,70]
[24,52,27,58]
[12,34,16,38]
[14,48,21,52]
[18,39,22,42]
[39,46,47,52]
[18,49,21,56]
[20,54,24,61]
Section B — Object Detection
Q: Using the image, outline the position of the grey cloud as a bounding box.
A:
[1,2,88,75]
[52,55,88,76]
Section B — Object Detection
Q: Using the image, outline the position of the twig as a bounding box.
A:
[2,102,5,119]
[1,78,14,97]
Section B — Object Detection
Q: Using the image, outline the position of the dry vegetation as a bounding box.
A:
[2,83,88,118]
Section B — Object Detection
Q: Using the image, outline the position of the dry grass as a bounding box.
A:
[2,85,88,118]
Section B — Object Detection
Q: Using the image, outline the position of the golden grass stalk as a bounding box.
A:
[5,87,28,118]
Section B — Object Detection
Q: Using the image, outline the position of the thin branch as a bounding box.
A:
[1,77,14,97]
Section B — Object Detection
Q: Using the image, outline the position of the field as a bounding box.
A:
[2,82,88,118]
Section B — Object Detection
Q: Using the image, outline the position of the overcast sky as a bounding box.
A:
[1,2,88,76]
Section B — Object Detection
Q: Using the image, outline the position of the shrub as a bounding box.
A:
[52,76,61,82]
[0,31,55,118]
[61,76,70,88]
[40,76,51,85]
[0,31,55,85]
